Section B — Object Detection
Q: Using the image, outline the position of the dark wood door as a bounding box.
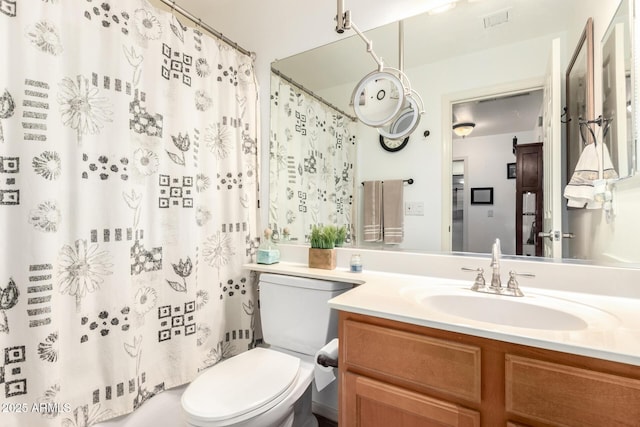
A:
[515,143,543,256]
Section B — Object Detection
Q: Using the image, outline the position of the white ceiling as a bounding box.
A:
[452,89,544,139]
[272,0,574,91]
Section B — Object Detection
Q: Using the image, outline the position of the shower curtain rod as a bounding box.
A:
[159,0,255,58]
[271,67,357,122]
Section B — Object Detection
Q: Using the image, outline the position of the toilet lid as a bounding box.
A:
[182,348,300,423]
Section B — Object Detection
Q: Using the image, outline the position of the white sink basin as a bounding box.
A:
[422,294,587,330]
[400,285,619,331]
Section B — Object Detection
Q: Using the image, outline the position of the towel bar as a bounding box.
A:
[361,178,413,185]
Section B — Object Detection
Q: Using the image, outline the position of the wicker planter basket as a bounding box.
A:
[308,248,337,270]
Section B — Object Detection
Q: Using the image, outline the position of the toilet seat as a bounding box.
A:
[182,348,301,426]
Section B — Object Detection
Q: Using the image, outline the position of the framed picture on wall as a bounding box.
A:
[507,162,516,179]
[470,187,494,205]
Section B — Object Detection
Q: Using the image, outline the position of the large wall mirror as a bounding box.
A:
[602,0,636,178]
[566,18,595,182]
[269,0,640,267]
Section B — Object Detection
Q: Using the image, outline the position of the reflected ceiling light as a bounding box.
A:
[453,122,476,137]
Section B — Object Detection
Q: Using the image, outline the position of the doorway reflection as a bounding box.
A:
[452,160,465,252]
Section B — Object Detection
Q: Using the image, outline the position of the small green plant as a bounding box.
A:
[335,226,348,247]
[310,225,337,249]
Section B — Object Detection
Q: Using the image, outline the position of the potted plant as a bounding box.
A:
[308,225,337,270]
[335,225,348,247]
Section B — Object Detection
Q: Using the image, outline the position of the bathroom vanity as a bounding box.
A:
[245,256,640,427]
[339,311,640,426]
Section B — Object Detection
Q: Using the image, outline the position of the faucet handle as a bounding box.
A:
[506,271,535,297]
[461,267,485,291]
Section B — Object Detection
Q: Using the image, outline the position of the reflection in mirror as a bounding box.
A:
[521,192,538,257]
[566,18,594,182]
[453,92,543,257]
[351,70,405,127]
[451,162,465,252]
[378,91,422,140]
[338,4,424,139]
[602,0,635,178]
[269,72,356,244]
[269,0,640,267]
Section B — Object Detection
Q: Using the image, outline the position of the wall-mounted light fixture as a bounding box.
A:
[337,0,424,141]
[453,122,475,137]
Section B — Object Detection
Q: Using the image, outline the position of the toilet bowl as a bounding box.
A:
[182,348,316,427]
[181,274,352,427]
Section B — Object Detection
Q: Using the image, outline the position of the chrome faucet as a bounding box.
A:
[490,238,502,290]
[461,238,534,297]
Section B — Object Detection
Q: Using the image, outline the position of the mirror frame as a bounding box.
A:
[565,17,595,192]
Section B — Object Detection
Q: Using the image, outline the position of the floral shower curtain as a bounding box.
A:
[0,1,259,425]
[269,73,356,243]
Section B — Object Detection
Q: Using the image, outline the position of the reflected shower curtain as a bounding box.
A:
[0,1,259,425]
[269,73,356,243]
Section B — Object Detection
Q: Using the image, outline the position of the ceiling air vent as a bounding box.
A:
[483,8,511,29]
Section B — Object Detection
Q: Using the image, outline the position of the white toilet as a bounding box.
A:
[181,273,352,427]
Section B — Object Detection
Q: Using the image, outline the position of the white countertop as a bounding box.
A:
[245,262,640,367]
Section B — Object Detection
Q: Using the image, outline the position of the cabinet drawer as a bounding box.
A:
[506,354,640,426]
[344,372,480,427]
[343,320,481,403]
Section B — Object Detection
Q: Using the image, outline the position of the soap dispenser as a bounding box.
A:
[257,228,280,264]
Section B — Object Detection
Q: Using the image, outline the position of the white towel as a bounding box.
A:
[363,181,382,242]
[564,143,618,209]
[383,180,404,244]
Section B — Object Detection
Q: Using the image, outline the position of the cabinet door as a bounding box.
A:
[342,319,481,403]
[343,372,480,427]
[506,354,640,426]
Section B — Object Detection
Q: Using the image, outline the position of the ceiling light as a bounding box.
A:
[453,122,475,137]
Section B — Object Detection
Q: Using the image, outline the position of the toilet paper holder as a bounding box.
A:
[316,354,338,368]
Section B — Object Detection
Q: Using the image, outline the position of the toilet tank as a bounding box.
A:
[259,273,353,356]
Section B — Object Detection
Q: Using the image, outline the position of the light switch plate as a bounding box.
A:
[405,201,424,216]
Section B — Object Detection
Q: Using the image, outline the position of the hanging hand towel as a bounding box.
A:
[383,180,404,244]
[563,143,619,209]
[363,180,383,242]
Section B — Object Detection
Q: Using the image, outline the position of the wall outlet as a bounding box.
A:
[405,201,425,216]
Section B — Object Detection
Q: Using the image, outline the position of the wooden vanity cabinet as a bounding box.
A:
[338,312,640,427]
